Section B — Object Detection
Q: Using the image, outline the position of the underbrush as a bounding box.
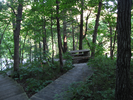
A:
[61,55,116,100]
[61,56,133,100]
[1,52,73,98]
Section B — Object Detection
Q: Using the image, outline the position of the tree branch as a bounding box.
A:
[7,3,17,16]
[82,10,92,39]
[0,20,11,45]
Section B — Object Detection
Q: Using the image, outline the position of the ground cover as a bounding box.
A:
[60,56,133,100]
[0,53,73,98]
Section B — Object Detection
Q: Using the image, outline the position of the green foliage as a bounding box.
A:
[62,52,73,71]
[12,55,73,95]
[26,78,52,93]
[60,56,116,100]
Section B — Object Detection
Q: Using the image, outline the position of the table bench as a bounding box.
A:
[68,49,90,63]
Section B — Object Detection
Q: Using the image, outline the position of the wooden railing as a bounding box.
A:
[68,49,90,63]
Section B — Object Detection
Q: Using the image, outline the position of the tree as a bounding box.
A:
[79,0,84,50]
[8,0,23,74]
[56,0,63,70]
[115,0,132,99]
[91,0,102,58]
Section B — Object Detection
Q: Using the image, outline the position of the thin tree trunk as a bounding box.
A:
[34,33,37,61]
[115,0,132,99]
[72,20,75,50]
[29,38,32,63]
[63,20,67,53]
[112,26,117,58]
[82,10,91,39]
[56,0,63,70]
[43,17,46,55]
[109,23,113,59]
[51,13,54,64]
[39,37,42,60]
[19,36,21,64]
[91,0,102,58]
[75,35,79,50]
[79,0,84,50]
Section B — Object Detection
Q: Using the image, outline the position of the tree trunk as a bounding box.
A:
[91,0,102,58]
[56,0,63,70]
[72,20,75,50]
[79,0,84,50]
[82,10,91,39]
[39,37,42,60]
[112,26,117,59]
[51,13,54,64]
[43,17,46,55]
[115,0,132,99]
[34,33,37,61]
[29,38,32,63]
[13,1,23,73]
[109,23,113,59]
[63,20,67,53]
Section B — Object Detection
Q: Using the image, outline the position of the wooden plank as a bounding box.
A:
[72,56,90,60]
[68,49,89,53]
[71,53,84,56]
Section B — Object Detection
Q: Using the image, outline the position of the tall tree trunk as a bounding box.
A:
[91,0,102,58]
[79,0,84,50]
[29,38,32,63]
[39,37,42,60]
[72,20,75,50]
[19,36,21,64]
[109,23,113,59]
[13,1,23,73]
[82,10,91,39]
[115,0,132,99]
[43,17,46,56]
[75,35,79,50]
[51,13,54,64]
[63,20,67,53]
[112,26,117,59]
[34,33,37,61]
[56,0,63,70]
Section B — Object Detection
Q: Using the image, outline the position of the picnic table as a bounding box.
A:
[68,49,90,63]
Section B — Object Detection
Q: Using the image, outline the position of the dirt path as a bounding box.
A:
[30,63,93,100]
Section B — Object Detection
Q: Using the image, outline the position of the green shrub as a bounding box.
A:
[61,55,116,100]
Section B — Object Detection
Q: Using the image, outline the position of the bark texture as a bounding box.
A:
[79,0,83,50]
[115,0,132,99]
[13,1,23,72]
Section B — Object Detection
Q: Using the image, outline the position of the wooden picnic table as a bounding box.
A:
[68,49,90,63]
